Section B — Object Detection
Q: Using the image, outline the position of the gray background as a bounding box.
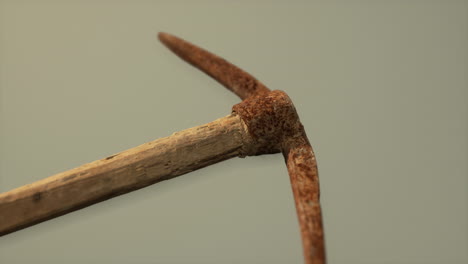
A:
[1,1,467,263]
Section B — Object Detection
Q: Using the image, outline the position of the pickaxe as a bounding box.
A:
[0,33,326,264]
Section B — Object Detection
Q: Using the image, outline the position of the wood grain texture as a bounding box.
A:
[0,114,248,236]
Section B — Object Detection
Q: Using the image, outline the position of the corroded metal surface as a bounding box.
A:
[160,33,326,264]
[158,32,270,100]
[234,91,325,264]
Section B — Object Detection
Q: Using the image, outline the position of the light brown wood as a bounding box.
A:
[0,114,248,236]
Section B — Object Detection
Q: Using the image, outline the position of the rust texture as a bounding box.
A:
[284,140,325,264]
[233,91,325,264]
[232,90,301,155]
[160,32,326,264]
[158,32,270,99]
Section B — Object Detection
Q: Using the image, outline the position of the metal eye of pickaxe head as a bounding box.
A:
[0,32,325,264]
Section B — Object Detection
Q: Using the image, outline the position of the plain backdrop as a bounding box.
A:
[0,1,467,264]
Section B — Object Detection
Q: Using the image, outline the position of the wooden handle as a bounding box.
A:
[0,114,247,236]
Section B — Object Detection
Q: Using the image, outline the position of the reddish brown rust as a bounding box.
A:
[158,32,270,100]
[233,91,325,264]
[284,141,325,264]
[232,90,301,155]
[159,32,326,264]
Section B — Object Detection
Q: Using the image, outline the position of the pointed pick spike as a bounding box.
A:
[158,32,270,100]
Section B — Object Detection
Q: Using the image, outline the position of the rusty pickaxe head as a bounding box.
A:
[159,32,325,264]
